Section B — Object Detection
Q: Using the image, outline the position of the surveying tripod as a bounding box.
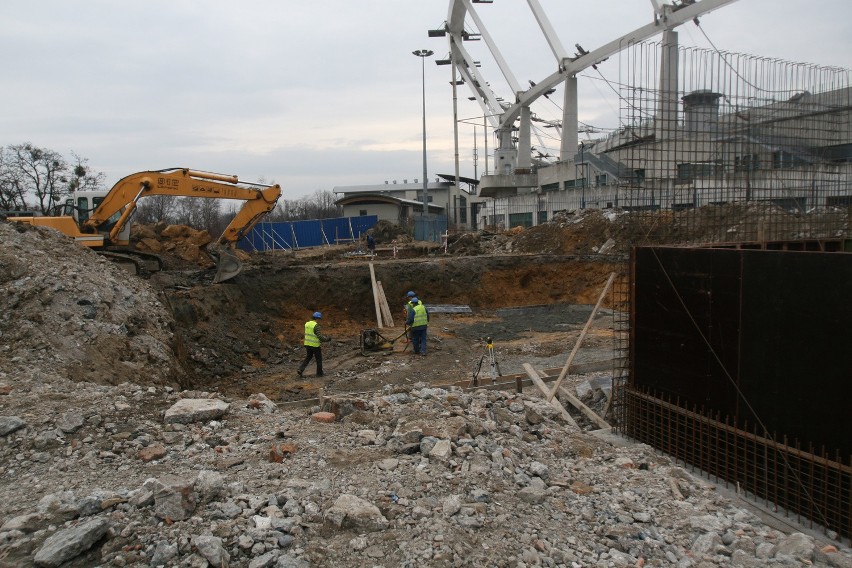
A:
[471,336,502,386]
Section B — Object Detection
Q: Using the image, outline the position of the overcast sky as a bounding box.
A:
[2,0,850,200]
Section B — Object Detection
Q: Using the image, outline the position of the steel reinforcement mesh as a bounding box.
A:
[606,41,852,541]
[625,389,852,542]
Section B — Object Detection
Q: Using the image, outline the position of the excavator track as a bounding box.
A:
[99,248,164,277]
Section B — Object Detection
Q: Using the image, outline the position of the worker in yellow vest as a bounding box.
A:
[297,311,331,377]
[403,291,419,346]
[405,297,430,356]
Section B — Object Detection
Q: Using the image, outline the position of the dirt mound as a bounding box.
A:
[453,204,849,258]
[0,221,185,386]
[367,219,410,244]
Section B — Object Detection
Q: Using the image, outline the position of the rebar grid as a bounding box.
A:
[609,42,851,542]
[611,41,851,244]
[622,387,852,542]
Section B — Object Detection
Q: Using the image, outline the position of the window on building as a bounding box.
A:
[595,173,608,186]
[541,182,560,192]
[677,162,721,181]
[772,150,807,169]
[565,178,586,189]
[537,211,548,224]
[359,209,367,216]
[508,212,533,228]
[827,195,852,206]
[817,143,852,163]
[734,154,760,172]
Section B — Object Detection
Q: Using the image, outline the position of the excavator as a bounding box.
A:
[7,168,281,283]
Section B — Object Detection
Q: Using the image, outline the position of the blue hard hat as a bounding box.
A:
[411,297,419,304]
[406,291,416,298]
[313,311,322,319]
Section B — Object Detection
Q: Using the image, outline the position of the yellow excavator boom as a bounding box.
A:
[10,168,281,283]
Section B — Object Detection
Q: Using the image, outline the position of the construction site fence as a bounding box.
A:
[239,215,378,251]
[614,385,852,544]
[414,215,448,243]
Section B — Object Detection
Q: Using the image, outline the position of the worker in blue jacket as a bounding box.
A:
[405,297,430,356]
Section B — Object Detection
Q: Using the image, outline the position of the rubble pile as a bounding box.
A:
[2,380,851,567]
[132,223,218,270]
[0,222,184,386]
[1,218,851,567]
[451,204,850,257]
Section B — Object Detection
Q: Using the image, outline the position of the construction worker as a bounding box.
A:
[405,290,418,307]
[403,291,419,345]
[297,311,331,377]
[405,297,430,356]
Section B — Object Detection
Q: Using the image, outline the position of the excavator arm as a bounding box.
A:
[83,168,281,282]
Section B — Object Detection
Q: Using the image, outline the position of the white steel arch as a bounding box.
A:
[444,0,740,171]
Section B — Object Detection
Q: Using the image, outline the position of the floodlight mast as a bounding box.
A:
[413,49,434,216]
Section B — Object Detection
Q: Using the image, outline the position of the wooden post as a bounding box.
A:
[368,262,383,329]
[376,281,394,327]
[554,384,610,430]
[523,364,578,428]
[547,272,616,401]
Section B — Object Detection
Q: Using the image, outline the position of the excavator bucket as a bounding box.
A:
[212,247,243,284]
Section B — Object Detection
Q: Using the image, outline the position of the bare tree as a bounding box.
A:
[135,195,179,225]
[0,147,27,211]
[270,190,341,221]
[169,196,224,235]
[195,197,223,235]
[65,153,105,194]
[2,143,68,214]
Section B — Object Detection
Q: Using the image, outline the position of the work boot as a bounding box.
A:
[317,372,325,377]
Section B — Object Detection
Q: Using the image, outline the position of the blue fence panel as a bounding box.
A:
[291,219,324,248]
[350,216,378,240]
[322,218,352,244]
[414,215,447,243]
[239,216,378,252]
[240,222,292,251]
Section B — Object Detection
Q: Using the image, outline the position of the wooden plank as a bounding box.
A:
[368,262,383,329]
[523,364,578,428]
[554,384,610,430]
[547,272,616,401]
[376,281,394,327]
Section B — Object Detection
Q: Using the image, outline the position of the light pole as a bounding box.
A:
[413,49,433,217]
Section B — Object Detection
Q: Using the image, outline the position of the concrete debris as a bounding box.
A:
[2,214,851,567]
[32,517,110,567]
[0,415,26,436]
[3,372,850,566]
[164,398,230,424]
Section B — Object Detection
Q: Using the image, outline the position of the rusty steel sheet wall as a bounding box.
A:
[631,246,852,456]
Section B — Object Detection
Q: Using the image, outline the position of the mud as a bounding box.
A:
[157,254,624,403]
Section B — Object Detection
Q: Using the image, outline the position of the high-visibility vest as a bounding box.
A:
[412,303,428,328]
[304,320,320,347]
